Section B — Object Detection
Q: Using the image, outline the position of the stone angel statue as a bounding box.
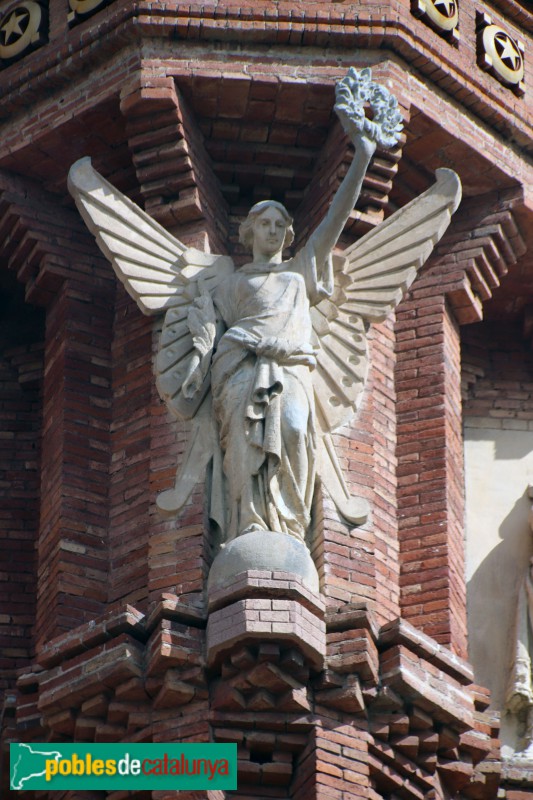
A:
[68,68,461,557]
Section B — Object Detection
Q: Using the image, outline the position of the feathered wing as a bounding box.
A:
[69,157,188,314]
[314,168,462,523]
[68,157,234,315]
[338,168,462,323]
[68,157,234,514]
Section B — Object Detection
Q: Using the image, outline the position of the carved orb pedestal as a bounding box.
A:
[206,534,325,669]
[208,529,320,595]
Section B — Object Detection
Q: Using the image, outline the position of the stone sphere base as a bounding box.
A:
[207,530,320,594]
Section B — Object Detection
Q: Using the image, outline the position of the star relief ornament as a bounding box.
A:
[0,7,29,44]
[0,0,45,62]
[433,0,456,18]
[494,30,522,71]
[477,14,525,95]
[411,0,459,40]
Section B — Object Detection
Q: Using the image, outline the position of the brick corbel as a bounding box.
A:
[206,570,326,671]
[120,70,229,253]
[433,190,527,325]
[370,618,500,800]
[0,188,65,307]
[0,172,113,307]
[9,597,499,798]
[294,112,407,247]
[14,597,209,744]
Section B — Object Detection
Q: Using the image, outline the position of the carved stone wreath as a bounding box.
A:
[334,67,403,150]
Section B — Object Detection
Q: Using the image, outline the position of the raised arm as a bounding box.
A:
[309,133,375,269]
[308,67,403,270]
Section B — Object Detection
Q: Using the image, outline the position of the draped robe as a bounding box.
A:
[210,242,333,541]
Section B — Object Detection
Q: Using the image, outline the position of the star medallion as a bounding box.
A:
[433,0,456,18]
[479,22,525,91]
[494,31,522,71]
[0,8,29,45]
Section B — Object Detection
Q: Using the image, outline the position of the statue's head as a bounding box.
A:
[239,200,295,253]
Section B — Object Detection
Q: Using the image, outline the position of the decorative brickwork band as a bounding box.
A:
[6,600,499,798]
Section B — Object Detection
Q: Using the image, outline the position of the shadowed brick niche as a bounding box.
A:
[0,272,43,729]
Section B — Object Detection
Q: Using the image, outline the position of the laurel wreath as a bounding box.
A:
[334,67,403,150]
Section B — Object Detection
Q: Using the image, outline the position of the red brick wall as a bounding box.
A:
[0,288,43,696]
[36,273,115,646]
[108,287,153,609]
[462,321,533,428]
[309,319,400,623]
[395,273,467,658]
[369,320,401,624]
[107,288,213,611]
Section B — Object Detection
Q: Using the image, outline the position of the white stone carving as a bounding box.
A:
[505,485,533,760]
[68,68,461,558]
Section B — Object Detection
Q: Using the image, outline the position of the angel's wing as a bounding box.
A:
[313,168,461,435]
[313,168,461,525]
[339,168,461,322]
[69,158,234,517]
[68,157,234,315]
[69,157,187,314]
[68,158,234,419]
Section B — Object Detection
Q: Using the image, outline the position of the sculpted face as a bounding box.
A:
[252,206,287,260]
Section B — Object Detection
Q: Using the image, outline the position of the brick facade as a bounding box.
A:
[0,278,43,699]
[0,0,532,796]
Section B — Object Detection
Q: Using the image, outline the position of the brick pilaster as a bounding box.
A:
[0,313,43,693]
[395,282,466,656]
[313,319,400,625]
[292,722,371,800]
[37,274,114,646]
[395,190,527,659]
[107,285,152,609]
[0,174,115,649]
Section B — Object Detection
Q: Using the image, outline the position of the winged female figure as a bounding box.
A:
[68,67,461,550]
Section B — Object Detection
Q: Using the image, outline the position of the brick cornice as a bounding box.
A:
[140,1,530,135]
[487,0,532,33]
[423,191,527,325]
[0,0,140,115]
[0,171,112,306]
[0,3,530,165]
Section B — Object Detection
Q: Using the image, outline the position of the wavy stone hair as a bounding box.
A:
[239,200,295,252]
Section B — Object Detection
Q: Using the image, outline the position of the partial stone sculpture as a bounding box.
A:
[68,67,461,590]
[505,485,533,759]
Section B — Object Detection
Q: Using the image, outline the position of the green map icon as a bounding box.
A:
[11,743,63,790]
